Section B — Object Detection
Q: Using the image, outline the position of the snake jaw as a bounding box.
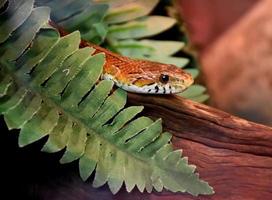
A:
[101,72,193,94]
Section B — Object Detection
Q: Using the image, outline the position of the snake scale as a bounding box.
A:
[52,21,194,94]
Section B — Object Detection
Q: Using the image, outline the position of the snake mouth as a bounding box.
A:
[120,83,188,94]
[102,73,190,94]
[117,82,187,94]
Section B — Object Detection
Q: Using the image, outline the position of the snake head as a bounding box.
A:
[127,61,194,94]
[102,59,194,94]
[128,63,193,94]
[151,64,194,94]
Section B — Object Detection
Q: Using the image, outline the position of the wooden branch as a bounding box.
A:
[126,94,272,200]
[4,94,271,199]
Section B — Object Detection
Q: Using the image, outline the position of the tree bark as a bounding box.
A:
[125,94,272,200]
[3,94,271,200]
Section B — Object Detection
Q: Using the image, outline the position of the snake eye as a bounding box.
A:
[159,74,169,83]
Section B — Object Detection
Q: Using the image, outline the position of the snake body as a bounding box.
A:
[54,22,194,94]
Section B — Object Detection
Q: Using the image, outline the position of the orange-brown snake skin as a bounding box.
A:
[52,21,194,94]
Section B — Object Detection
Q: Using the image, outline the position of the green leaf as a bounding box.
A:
[0,0,34,43]
[37,0,109,44]
[0,0,213,196]
[137,55,189,68]
[104,0,159,24]
[179,84,207,98]
[178,85,209,103]
[42,116,73,153]
[0,85,27,114]
[107,16,176,40]
[35,0,91,22]
[185,69,199,79]
[137,40,185,56]
[111,39,188,67]
[190,94,210,103]
[58,4,108,44]
[4,92,42,129]
[60,52,105,110]
[30,31,81,87]
[82,22,108,44]
[19,102,59,147]
[60,122,87,163]
[113,39,185,57]
[0,76,13,97]
[0,6,50,61]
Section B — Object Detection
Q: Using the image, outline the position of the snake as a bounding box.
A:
[53,22,194,94]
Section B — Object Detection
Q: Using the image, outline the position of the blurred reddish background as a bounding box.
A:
[176,0,272,126]
[177,0,259,49]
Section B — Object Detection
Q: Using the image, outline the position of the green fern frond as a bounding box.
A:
[109,39,189,67]
[112,39,186,56]
[107,16,176,40]
[35,0,109,44]
[0,0,214,196]
[97,0,159,24]
[178,84,209,103]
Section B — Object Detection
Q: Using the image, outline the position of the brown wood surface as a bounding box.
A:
[3,94,271,200]
[125,93,272,200]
